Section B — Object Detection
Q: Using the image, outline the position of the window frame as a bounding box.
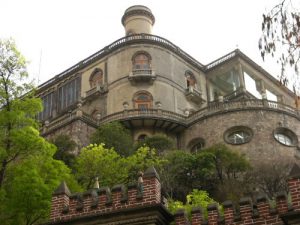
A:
[58,76,81,113]
[89,68,103,88]
[273,127,298,147]
[132,91,153,110]
[132,51,152,71]
[224,126,253,145]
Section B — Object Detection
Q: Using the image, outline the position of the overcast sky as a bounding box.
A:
[1,0,282,85]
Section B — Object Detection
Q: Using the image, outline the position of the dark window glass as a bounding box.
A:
[38,92,54,120]
[58,77,81,111]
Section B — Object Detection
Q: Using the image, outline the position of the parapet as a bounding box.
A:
[48,165,300,225]
[175,164,300,225]
[48,166,173,224]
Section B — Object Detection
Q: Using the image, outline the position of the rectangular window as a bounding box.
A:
[38,92,54,121]
[58,77,81,112]
[244,72,262,99]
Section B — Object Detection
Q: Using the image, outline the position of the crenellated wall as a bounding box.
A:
[48,167,169,224]
[47,165,300,225]
[175,164,300,225]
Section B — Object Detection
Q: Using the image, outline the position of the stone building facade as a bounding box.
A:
[37,5,300,163]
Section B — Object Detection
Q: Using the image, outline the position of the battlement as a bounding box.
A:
[175,164,300,225]
[49,166,168,224]
[48,165,300,225]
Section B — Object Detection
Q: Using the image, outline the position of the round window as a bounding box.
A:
[224,126,253,145]
[273,128,298,147]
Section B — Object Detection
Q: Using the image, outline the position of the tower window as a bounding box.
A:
[89,68,103,88]
[132,52,151,70]
[133,91,153,110]
[185,71,196,88]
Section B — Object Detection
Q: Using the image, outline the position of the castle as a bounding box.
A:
[37,5,300,163]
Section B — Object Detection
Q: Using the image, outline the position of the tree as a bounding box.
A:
[160,144,251,202]
[74,144,165,189]
[0,39,45,187]
[0,39,80,225]
[199,144,251,202]
[259,0,300,93]
[247,161,291,199]
[134,134,175,154]
[51,134,77,167]
[90,121,133,156]
[1,146,81,225]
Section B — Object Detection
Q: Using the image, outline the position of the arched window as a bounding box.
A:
[185,71,196,88]
[137,134,147,142]
[132,52,151,70]
[188,138,205,154]
[89,68,103,88]
[133,91,153,110]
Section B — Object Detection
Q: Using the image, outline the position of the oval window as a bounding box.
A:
[224,126,253,145]
[273,128,298,147]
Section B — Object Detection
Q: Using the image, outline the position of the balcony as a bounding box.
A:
[185,86,206,104]
[128,69,156,84]
[85,84,108,100]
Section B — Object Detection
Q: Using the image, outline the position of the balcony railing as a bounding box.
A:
[100,108,187,125]
[187,99,299,124]
[85,84,108,99]
[128,69,156,84]
[185,86,205,104]
[41,99,300,134]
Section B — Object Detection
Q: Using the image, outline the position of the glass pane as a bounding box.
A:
[228,131,250,144]
[137,94,149,101]
[244,72,262,99]
[275,133,292,146]
[138,104,148,111]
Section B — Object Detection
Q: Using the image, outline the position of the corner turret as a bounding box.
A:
[122,5,155,35]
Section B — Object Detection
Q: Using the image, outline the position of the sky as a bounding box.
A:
[1,0,283,86]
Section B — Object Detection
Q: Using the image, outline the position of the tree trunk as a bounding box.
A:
[0,160,7,187]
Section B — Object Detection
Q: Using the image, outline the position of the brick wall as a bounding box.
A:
[49,165,300,225]
[174,164,300,225]
[49,167,161,223]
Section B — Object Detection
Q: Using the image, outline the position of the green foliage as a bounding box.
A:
[90,121,133,156]
[126,145,166,182]
[0,38,80,225]
[74,144,127,188]
[1,144,80,225]
[51,134,77,167]
[0,38,44,187]
[160,144,251,202]
[200,143,251,182]
[134,134,175,154]
[74,144,165,189]
[168,189,219,218]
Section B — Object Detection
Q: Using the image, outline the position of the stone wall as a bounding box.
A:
[181,108,300,163]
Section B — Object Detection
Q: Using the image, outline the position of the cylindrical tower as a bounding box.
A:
[122,5,155,35]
